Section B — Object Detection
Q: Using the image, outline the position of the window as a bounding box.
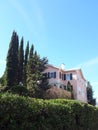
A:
[51,72,54,78]
[48,72,56,78]
[64,74,66,80]
[78,87,81,95]
[66,73,72,80]
[54,72,56,78]
[66,74,70,80]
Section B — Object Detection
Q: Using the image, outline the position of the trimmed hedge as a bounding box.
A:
[0,93,98,130]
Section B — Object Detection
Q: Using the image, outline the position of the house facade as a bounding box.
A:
[44,64,87,103]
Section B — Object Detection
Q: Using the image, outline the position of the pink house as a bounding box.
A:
[44,64,87,103]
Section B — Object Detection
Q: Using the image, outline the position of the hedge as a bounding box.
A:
[0,93,98,130]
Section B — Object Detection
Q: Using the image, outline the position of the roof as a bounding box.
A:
[46,64,86,81]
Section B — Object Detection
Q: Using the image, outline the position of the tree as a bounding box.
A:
[18,37,24,84]
[0,70,7,87]
[2,31,49,98]
[37,73,50,98]
[29,44,34,59]
[27,51,40,89]
[27,49,48,97]
[87,81,96,106]
[87,81,93,102]
[23,41,29,86]
[67,81,73,92]
[67,81,73,98]
[6,31,19,87]
[24,41,29,66]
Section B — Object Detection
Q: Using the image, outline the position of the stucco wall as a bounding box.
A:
[44,65,87,103]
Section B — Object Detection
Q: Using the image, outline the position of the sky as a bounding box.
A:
[0,0,98,99]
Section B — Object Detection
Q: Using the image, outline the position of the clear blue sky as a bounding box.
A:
[0,0,98,99]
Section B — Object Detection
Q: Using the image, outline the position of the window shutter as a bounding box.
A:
[70,73,72,80]
[54,72,56,78]
[48,72,50,78]
[59,72,61,79]
[64,74,66,80]
[62,74,64,80]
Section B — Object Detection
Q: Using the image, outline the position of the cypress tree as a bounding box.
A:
[6,31,19,87]
[87,81,93,101]
[67,81,73,92]
[23,41,29,86]
[29,44,34,59]
[86,81,96,106]
[24,41,29,66]
[18,37,24,84]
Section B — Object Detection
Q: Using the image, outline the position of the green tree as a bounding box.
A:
[24,41,29,66]
[67,81,72,92]
[23,41,29,86]
[87,81,96,106]
[87,81,93,102]
[6,31,19,87]
[0,70,7,87]
[66,81,74,98]
[27,51,40,89]
[37,73,50,98]
[18,37,24,84]
[27,49,48,97]
[29,44,34,59]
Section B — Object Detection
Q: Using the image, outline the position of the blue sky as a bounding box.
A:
[0,0,98,99]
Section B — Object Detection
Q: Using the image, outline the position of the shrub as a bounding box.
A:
[44,87,71,99]
[8,85,29,96]
[0,93,98,130]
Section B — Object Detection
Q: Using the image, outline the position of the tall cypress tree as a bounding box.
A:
[87,81,93,102]
[86,81,96,106]
[24,41,29,66]
[29,44,34,59]
[23,41,29,86]
[18,37,24,84]
[6,31,19,87]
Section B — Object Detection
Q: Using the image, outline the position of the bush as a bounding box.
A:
[8,85,29,96]
[0,85,29,96]
[44,87,72,99]
[0,93,98,130]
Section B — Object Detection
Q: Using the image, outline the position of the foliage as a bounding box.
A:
[27,51,41,90]
[8,85,29,96]
[0,75,6,87]
[0,93,98,130]
[67,81,74,99]
[23,41,29,86]
[6,31,19,87]
[87,81,96,106]
[2,31,49,98]
[67,81,73,92]
[36,70,50,98]
[44,87,71,99]
[18,37,24,84]
[27,50,48,97]
[29,44,34,59]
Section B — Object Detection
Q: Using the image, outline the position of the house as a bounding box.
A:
[44,64,87,103]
